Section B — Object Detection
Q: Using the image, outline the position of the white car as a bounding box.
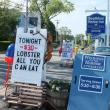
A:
[94,46,110,56]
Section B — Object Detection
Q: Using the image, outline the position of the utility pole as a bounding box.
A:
[107,0,110,46]
[55,20,59,41]
[24,0,29,33]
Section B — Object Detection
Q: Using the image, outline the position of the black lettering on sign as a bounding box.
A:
[28,65,38,71]
[16,57,26,63]
[15,64,18,69]
[19,65,27,70]
[17,51,40,58]
[30,59,41,65]
[37,52,40,58]
[19,38,41,45]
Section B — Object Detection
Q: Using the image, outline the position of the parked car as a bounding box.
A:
[94,46,110,56]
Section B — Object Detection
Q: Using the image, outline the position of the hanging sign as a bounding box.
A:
[87,13,105,38]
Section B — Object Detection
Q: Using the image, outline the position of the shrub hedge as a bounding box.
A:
[0,41,13,52]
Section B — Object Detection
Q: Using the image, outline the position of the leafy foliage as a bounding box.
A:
[30,0,74,39]
[75,34,84,46]
[74,34,94,49]
[58,26,74,41]
[30,0,74,20]
[0,0,21,41]
[0,41,12,51]
[47,80,70,93]
[46,0,74,19]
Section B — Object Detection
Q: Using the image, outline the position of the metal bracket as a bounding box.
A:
[33,31,47,41]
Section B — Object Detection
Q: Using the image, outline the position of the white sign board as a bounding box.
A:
[61,41,73,60]
[11,29,47,86]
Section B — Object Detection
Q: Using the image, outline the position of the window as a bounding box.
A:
[29,17,38,27]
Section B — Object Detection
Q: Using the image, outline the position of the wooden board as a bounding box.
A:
[5,82,47,108]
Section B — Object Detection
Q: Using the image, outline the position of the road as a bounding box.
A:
[0,53,73,110]
[47,52,72,81]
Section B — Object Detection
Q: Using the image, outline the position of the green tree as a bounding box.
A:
[59,26,74,40]
[58,26,74,46]
[87,34,94,47]
[30,0,74,39]
[0,0,21,41]
[75,34,84,47]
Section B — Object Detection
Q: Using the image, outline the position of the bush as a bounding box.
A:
[0,41,13,52]
[47,80,70,110]
[47,80,70,93]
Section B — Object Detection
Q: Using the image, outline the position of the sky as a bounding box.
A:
[11,0,107,36]
[51,0,107,36]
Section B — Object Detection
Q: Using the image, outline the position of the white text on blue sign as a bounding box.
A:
[81,55,106,71]
[78,75,103,93]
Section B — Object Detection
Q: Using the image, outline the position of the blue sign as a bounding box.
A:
[67,54,110,110]
[78,75,103,93]
[81,55,106,71]
[87,13,106,37]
